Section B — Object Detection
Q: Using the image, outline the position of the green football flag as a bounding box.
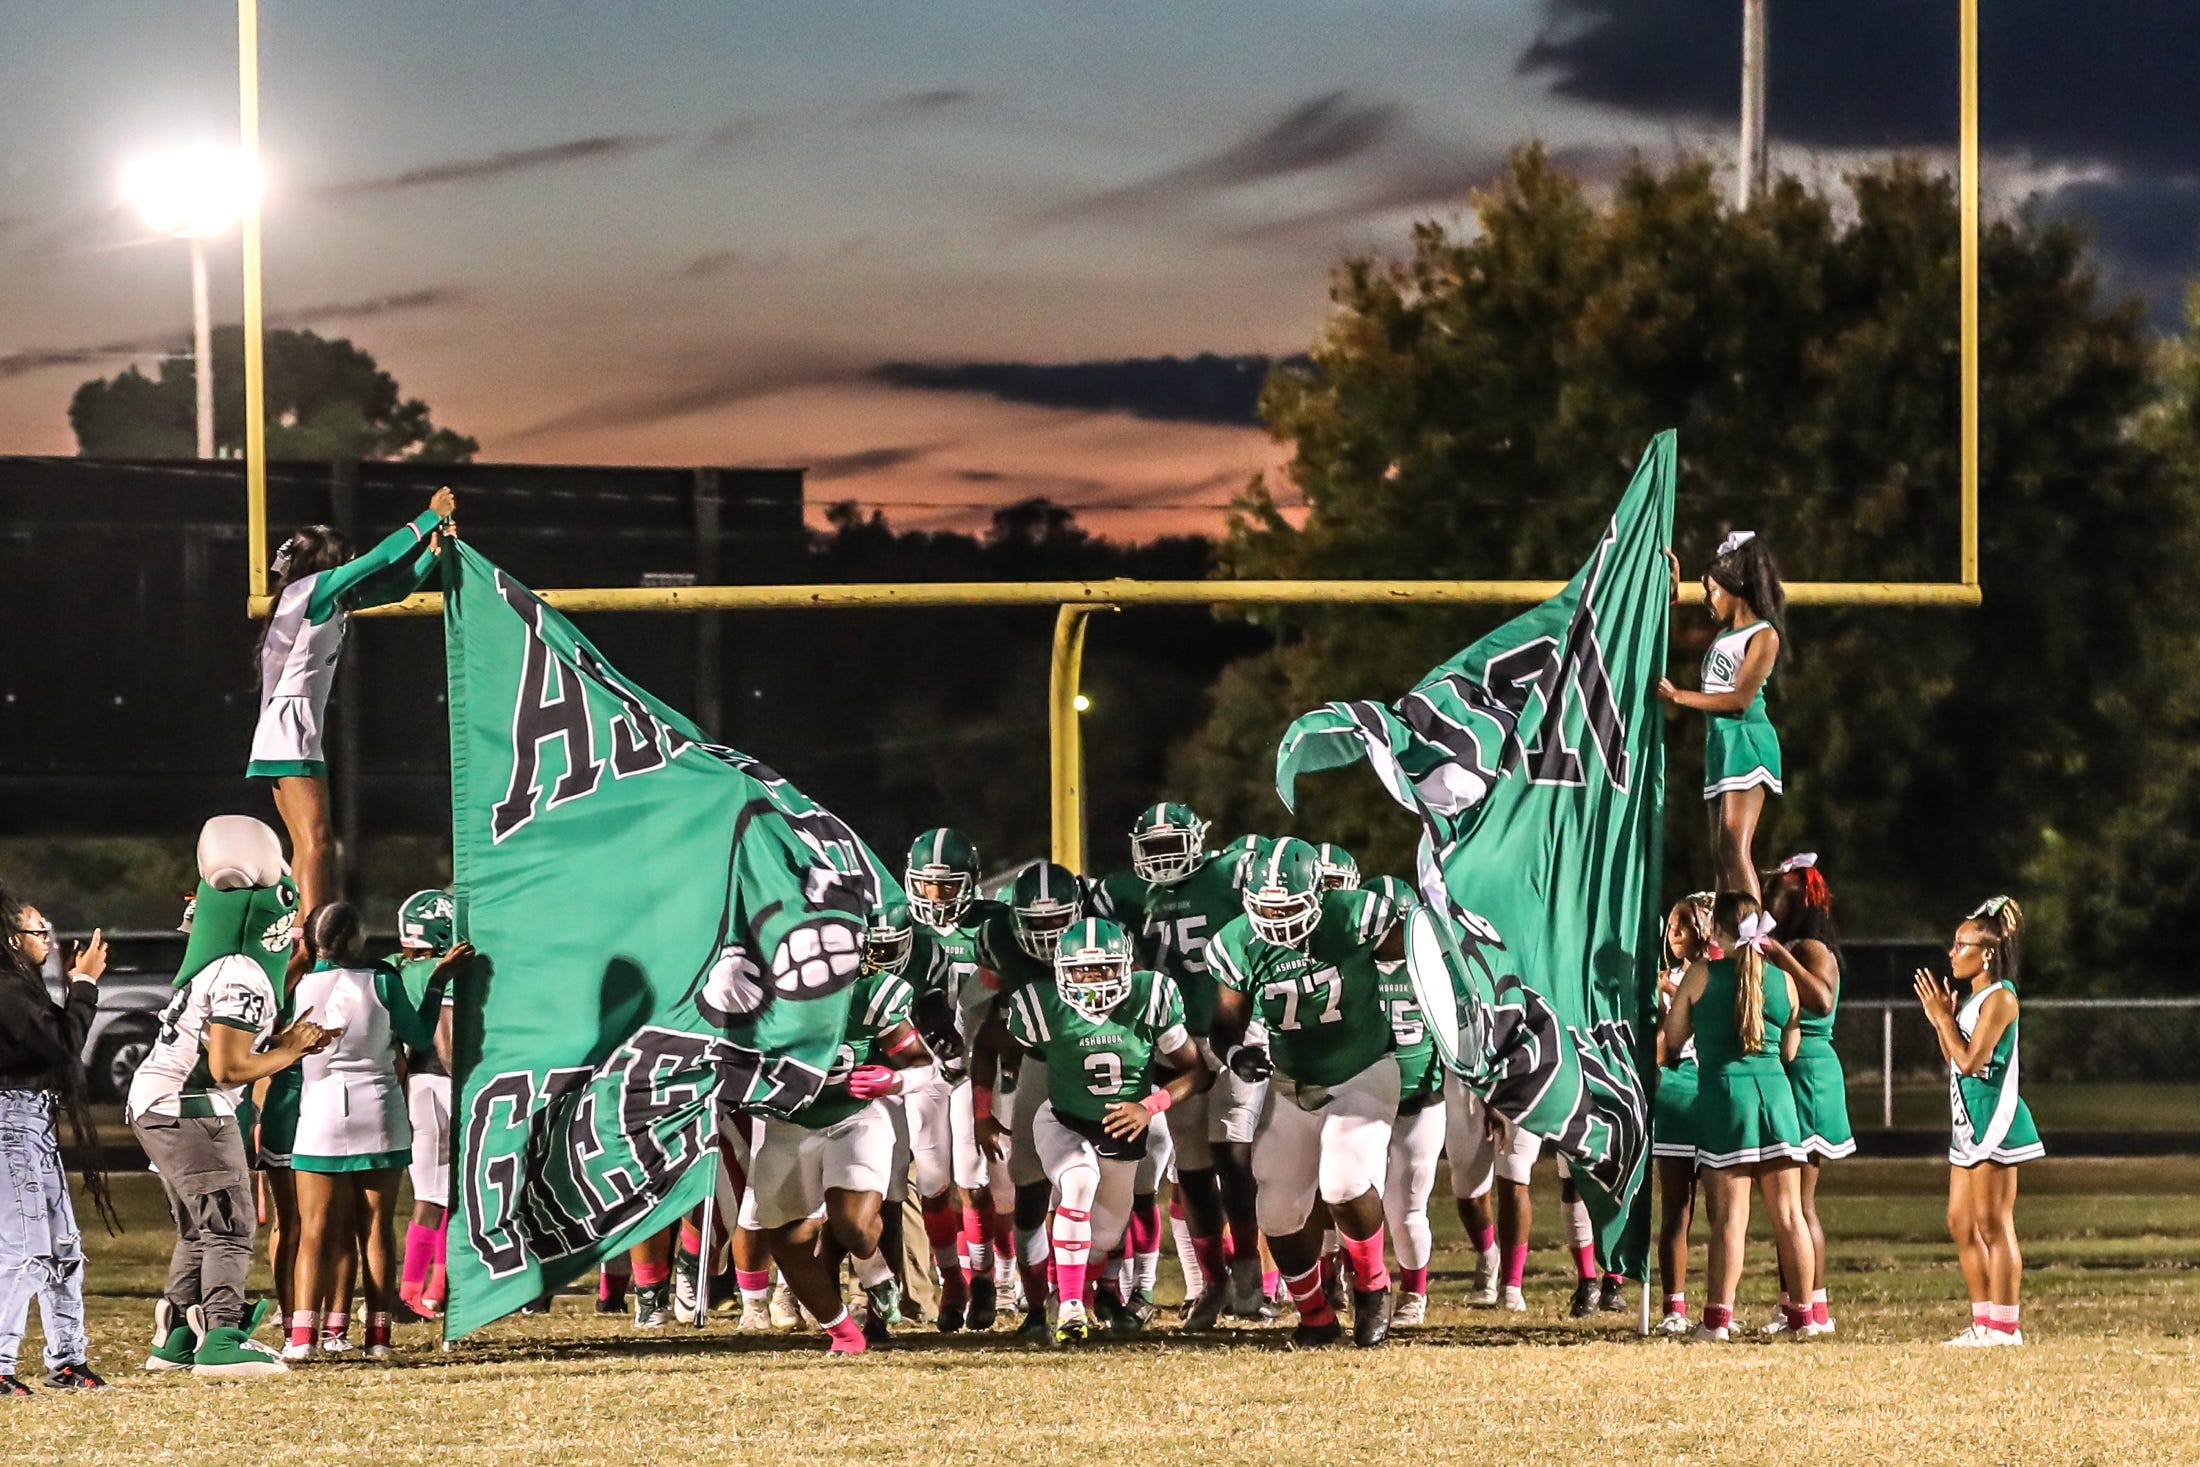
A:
[1275,431,1674,1276]
[440,544,897,1336]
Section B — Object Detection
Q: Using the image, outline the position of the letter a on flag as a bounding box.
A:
[1275,432,1674,1276]
[439,543,897,1336]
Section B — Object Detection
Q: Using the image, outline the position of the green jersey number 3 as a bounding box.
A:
[1264,967,1344,1031]
[1084,1051,1124,1096]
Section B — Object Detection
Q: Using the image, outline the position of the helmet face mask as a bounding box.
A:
[864,900,915,976]
[1055,918,1133,1021]
[1312,844,1360,892]
[1244,837,1323,947]
[1012,862,1084,963]
[906,828,980,929]
[1130,803,1208,885]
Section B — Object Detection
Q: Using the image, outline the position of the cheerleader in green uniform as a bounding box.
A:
[1657,532,1787,899]
[1763,852,1848,1338]
[1913,896,2041,1347]
[1651,893,1714,1335]
[1659,891,1817,1342]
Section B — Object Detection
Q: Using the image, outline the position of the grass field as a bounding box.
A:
[8,1159,2196,1465]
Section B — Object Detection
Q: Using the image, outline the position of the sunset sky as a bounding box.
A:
[5,1,2194,538]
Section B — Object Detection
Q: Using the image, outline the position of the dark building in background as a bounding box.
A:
[0,456,807,849]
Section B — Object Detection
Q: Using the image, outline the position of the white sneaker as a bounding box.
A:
[1391,1291,1428,1326]
[1986,1328,2024,1347]
[365,1343,392,1360]
[1500,1285,1527,1313]
[1689,1322,1731,1343]
[738,1300,774,1333]
[317,1334,355,1356]
[1654,1311,1693,1337]
[279,1340,313,1362]
[1759,1310,1794,1336]
[1944,1324,1993,1347]
[767,1282,801,1331]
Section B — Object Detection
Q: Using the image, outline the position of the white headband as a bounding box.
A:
[1716,530,1757,558]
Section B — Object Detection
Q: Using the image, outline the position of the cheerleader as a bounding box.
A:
[1659,891,1816,1342]
[1764,853,1848,1337]
[1651,893,1714,1335]
[252,489,455,921]
[1657,532,1787,898]
[283,904,468,1360]
[1914,896,2041,1347]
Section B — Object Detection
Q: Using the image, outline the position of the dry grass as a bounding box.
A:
[9,1159,2196,1466]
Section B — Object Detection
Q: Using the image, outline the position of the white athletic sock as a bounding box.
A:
[852,1247,894,1290]
[1564,1198,1593,1251]
[1171,1208,1205,1296]
[1133,1239,1161,1296]
[1811,1288,1829,1305]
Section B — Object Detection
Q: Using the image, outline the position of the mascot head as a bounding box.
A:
[177,815,299,987]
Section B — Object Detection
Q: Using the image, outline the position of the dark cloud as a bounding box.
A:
[1031,90,1405,225]
[1518,0,2200,177]
[509,357,857,442]
[1220,141,1634,246]
[676,249,749,280]
[316,133,672,198]
[873,354,1298,427]
[700,115,774,152]
[2037,176,2200,328]
[808,444,934,480]
[0,288,467,381]
[858,88,980,124]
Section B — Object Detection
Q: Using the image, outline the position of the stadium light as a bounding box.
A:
[1073,693,1091,713]
[123,146,261,459]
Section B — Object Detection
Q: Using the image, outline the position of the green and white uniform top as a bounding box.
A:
[290,959,447,1172]
[1375,957,1441,1113]
[1000,967,1187,1158]
[791,964,917,1131]
[248,509,446,778]
[1124,852,1249,1035]
[1209,885,1397,1089]
[916,897,1008,1049]
[1948,979,2045,1168]
[127,955,281,1121]
[1086,868,1150,931]
[1700,620,1783,799]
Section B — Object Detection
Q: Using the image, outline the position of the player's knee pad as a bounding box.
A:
[1053,1160,1100,1215]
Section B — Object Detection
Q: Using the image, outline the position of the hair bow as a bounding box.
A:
[1969,895,2012,920]
[1735,911,1778,952]
[1716,530,1757,558]
[1775,852,1818,873]
[270,536,299,575]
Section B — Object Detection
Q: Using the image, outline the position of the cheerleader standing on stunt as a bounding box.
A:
[1657,532,1787,898]
[1915,896,2041,1347]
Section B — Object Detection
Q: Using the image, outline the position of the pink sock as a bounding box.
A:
[1972,1301,1990,1328]
[1471,1224,1496,1255]
[1261,1268,1279,1298]
[1284,1264,1335,1326]
[1052,1207,1090,1306]
[1502,1243,1529,1289]
[1191,1235,1228,1293]
[289,1309,314,1347]
[822,1307,867,1354]
[1810,1299,1830,1327]
[599,1265,630,1303]
[1664,1294,1687,1318]
[678,1220,703,1255]
[1339,1228,1392,1294]
[1784,1300,1812,1330]
[401,1224,433,1302]
[1571,1243,1597,1281]
[633,1258,671,1288]
[1705,1303,1733,1330]
[366,1312,391,1348]
[322,1310,349,1340]
[1126,1200,1160,1265]
[1402,1266,1429,1295]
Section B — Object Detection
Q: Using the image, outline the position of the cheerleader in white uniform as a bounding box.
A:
[284,904,466,1360]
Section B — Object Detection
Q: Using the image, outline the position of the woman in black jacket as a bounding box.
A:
[0,885,114,1394]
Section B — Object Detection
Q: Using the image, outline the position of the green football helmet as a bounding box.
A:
[906,828,981,929]
[397,889,456,955]
[1243,837,1324,948]
[1312,843,1361,892]
[1129,801,1208,885]
[1010,861,1084,962]
[863,897,915,976]
[1054,916,1134,1021]
[1363,875,1415,940]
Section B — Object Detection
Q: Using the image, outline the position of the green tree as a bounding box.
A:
[1178,146,2200,989]
[68,326,476,462]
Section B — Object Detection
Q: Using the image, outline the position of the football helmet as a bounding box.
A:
[1243,837,1324,948]
[1129,802,1208,885]
[906,828,981,929]
[397,889,456,955]
[1010,861,1084,962]
[1311,843,1361,891]
[1054,916,1134,1021]
[863,897,915,976]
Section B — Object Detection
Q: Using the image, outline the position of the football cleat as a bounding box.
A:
[966,1275,999,1332]
[934,1294,966,1334]
[864,1279,903,1329]
[1470,1250,1500,1308]
[1390,1291,1428,1327]
[672,1251,700,1324]
[1351,1287,1392,1349]
[1654,1311,1693,1337]
[768,1281,801,1331]
[1500,1285,1527,1313]
[44,1363,107,1392]
[738,1300,774,1333]
[1016,1307,1055,1347]
[1117,1289,1157,1333]
[1054,1300,1091,1345]
[1182,1285,1229,1333]
[1598,1277,1628,1313]
[1090,1284,1125,1333]
[632,1282,671,1329]
[1290,1318,1344,1349]
[1568,1278,1597,1318]
[1225,1258,1268,1320]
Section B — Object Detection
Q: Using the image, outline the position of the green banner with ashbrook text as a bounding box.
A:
[439,543,898,1337]
[1276,432,1673,1277]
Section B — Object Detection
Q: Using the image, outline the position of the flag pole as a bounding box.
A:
[692,1161,719,1327]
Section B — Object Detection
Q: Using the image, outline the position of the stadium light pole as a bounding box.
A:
[1737,0,1769,209]
[122,146,259,459]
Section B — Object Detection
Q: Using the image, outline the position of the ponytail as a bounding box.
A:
[254,524,351,677]
[1712,889,1770,1055]
[1708,532,1788,643]
[1968,895,2024,988]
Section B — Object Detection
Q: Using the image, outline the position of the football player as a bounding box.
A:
[391,889,458,1320]
[973,917,1209,1344]
[1210,838,1401,1348]
[1363,877,1444,1325]
[975,862,1084,1339]
[750,901,936,1354]
[902,828,1010,1331]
